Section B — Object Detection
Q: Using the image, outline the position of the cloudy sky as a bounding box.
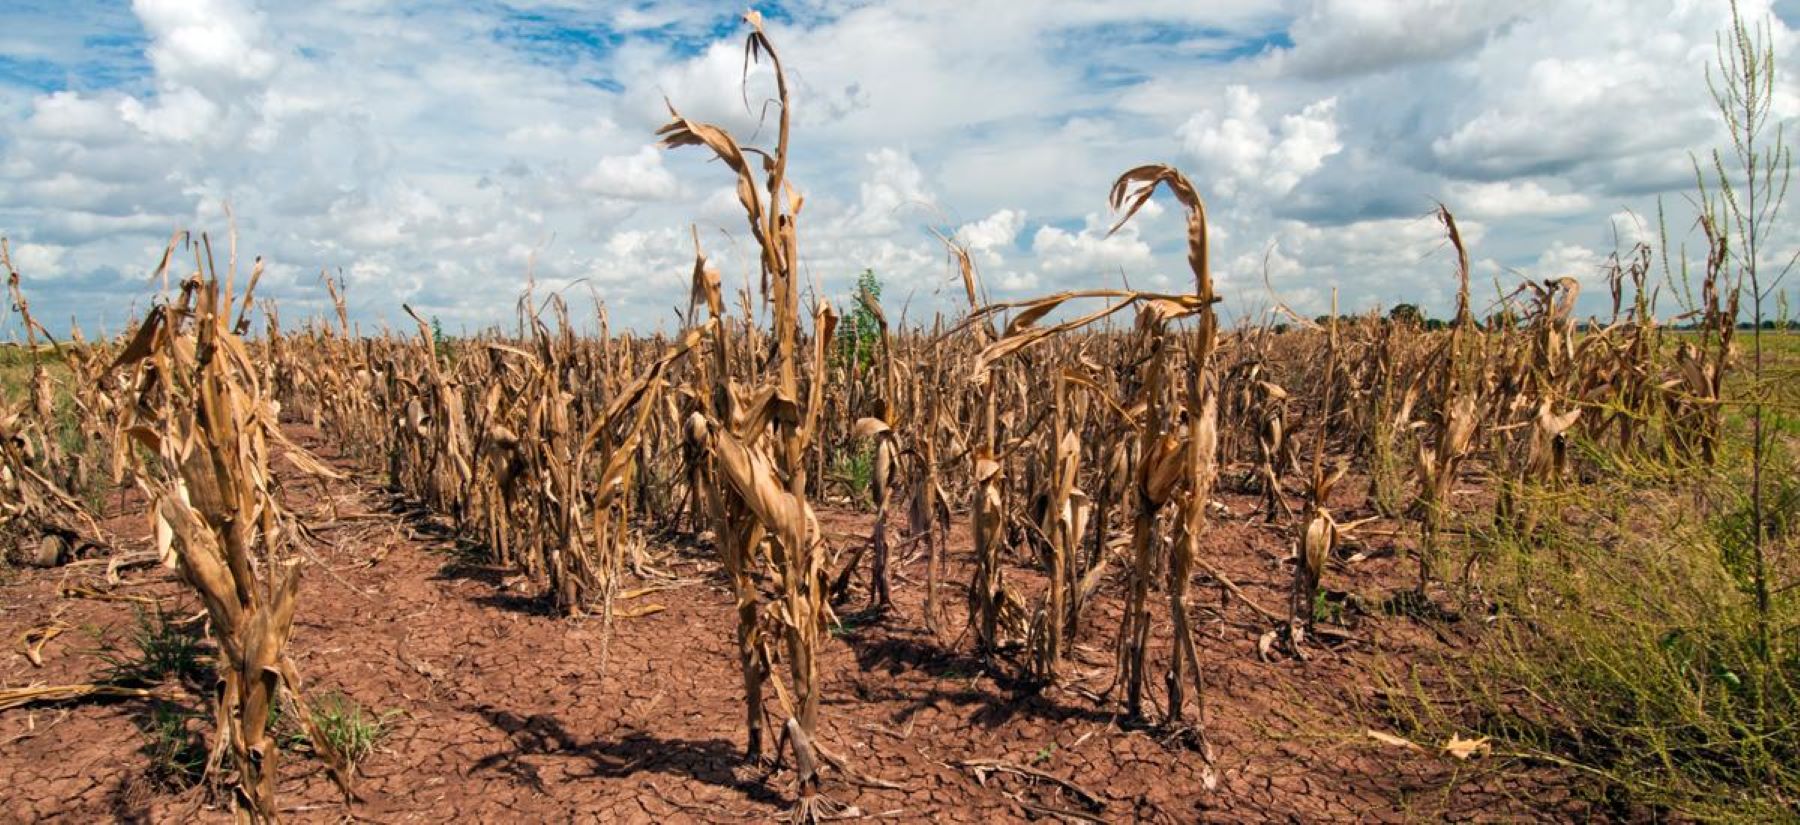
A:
[1,0,1797,338]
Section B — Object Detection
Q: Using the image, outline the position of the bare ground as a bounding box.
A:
[1,424,1600,823]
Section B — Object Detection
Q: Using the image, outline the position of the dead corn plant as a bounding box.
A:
[1491,278,1584,544]
[1,243,112,563]
[658,12,843,817]
[1409,206,1483,598]
[111,231,351,822]
[1291,304,1338,637]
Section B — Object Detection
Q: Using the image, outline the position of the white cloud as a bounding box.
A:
[1447,180,1591,218]
[27,92,131,142]
[9,242,67,278]
[836,148,934,237]
[0,0,1793,333]
[581,146,680,201]
[960,209,1025,251]
[1606,209,1657,249]
[1178,86,1342,199]
[118,86,221,143]
[133,0,278,92]
[957,208,1026,268]
[1421,1,1767,185]
[998,270,1040,291]
[1032,212,1155,278]
[1246,214,1493,318]
[1526,240,1605,287]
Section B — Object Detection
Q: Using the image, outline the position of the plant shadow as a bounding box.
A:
[469,705,784,806]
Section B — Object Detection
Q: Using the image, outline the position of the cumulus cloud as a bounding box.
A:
[1242,213,1495,318]
[957,208,1026,268]
[9,242,67,278]
[1420,1,1773,188]
[134,0,278,92]
[581,146,680,201]
[1446,180,1591,218]
[1526,240,1606,288]
[1032,210,1156,278]
[835,148,934,237]
[0,0,1794,334]
[1178,86,1342,199]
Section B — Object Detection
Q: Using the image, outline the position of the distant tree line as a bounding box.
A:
[1292,303,1799,333]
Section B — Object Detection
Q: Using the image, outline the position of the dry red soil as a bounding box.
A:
[1,424,1597,823]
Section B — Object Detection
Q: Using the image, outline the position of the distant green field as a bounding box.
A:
[1579,329,1800,442]
[0,345,73,406]
[1728,331,1800,440]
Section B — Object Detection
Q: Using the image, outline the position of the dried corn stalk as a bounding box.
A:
[660,14,840,817]
[1410,206,1483,596]
[113,232,349,823]
[1,242,109,562]
[1117,166,1217,739]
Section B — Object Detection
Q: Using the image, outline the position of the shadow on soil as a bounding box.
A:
[470,705,785,806]
[837,624,1121,730]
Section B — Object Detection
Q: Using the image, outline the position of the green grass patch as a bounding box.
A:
[303,691,397,772]
[1383,455,1800,821]
[97,607,212,687]
[137,702,208,791]
[829,445,876,510]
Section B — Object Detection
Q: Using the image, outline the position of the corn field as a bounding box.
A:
[2,11,1794,824]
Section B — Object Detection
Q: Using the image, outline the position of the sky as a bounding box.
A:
[1,0,1797,338]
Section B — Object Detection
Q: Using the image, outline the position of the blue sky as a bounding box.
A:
[1,0,1797,337]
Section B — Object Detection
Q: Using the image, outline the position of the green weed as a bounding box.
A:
[98,607,211,686]
[1381,467,1800,821]
[137,703,207,791]
[830,446,875,509]
[304,692,396,772]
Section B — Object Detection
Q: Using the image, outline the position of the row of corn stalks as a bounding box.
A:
[0,14,1746,821]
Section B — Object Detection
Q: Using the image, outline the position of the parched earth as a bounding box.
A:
[1,423,1597,823]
